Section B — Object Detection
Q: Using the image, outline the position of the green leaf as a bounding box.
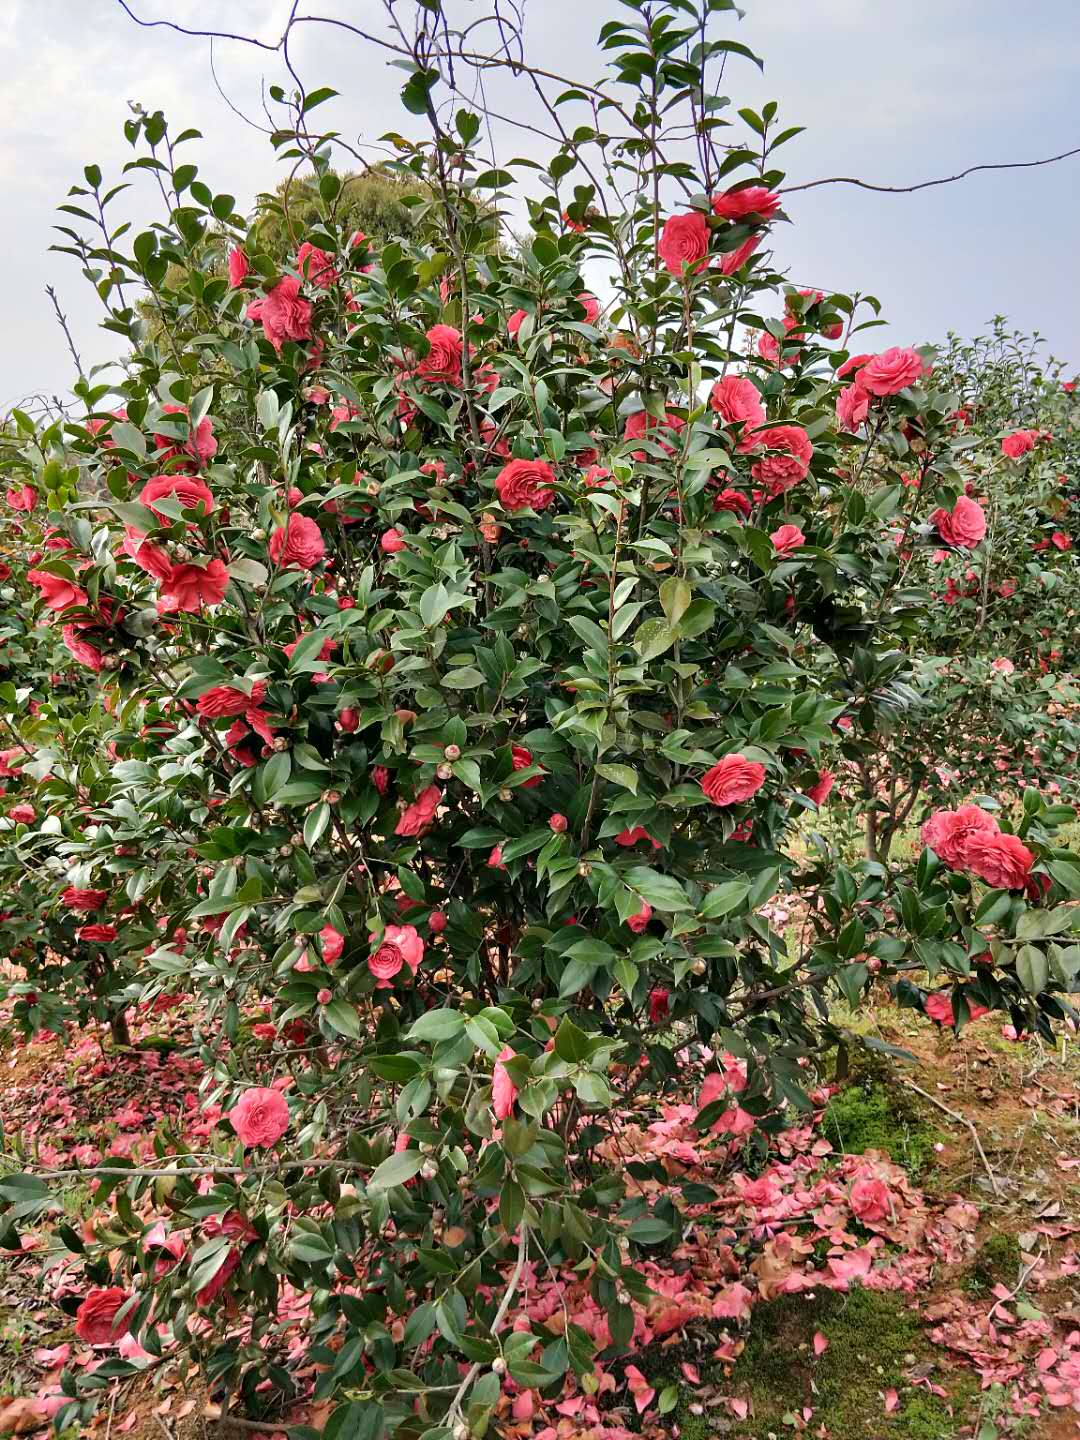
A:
[1015,944,1049,995]
[595,763,638,795]
[634,617,677,662]
[367,1151,424,1193]
[623,865,690,911]
[323,999,362,1039]
[406,1009,464,1041]
[659,577,692,625]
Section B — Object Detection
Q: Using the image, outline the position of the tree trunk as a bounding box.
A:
[109,1010,131,1048]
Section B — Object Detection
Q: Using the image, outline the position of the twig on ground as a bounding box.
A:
[903,1080,1003,1199]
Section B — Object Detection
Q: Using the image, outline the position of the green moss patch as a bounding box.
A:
[822,1073,940,1179]
[694,1286,975,1440]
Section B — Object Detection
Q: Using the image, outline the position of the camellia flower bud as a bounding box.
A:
[443,744,461,761]
[271,736,289,752]
[498,788,512,802]
[690,958,707,976]
[492,1357,507,1376]
[420,1159,438,1181]
[317,987,332,1004]
[577,861,591,877]
[436,763,453,780]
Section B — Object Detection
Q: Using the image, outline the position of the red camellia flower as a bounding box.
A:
[76,923,118,942]
[27,570,88,612]
[962,830,1034,890]
[197,682,266,720]
[748,425,813,497]
[74,1288,133,1346]
[711,184,780,222]
[657,211,710,275]
[1001,429,1038,459]
[371,765,390,794]
[7,803,36,824]
[920,803,999,868]
[246,275,313,352]
[230,1086,290,1147]
[713,487,752,519]
[857,347,924,396]
[368,924,424,987]
[296,241,338,288]
[6,484,37,511]
[1051,530,1071,551]
[849,1174,894,1225]
[577,292,601,324]
[153,404,218,469]
[925,990,989,1027]
[770,523,805,556]
[269,513,326,569]
[931,495,986,550]
[709,376,765,440]
[700,754,766,806]
[836,353,874,379]
[495,458,556,512]
[61,887,108,912]
[381,527,406,553]
[623,408,685,459]
[648,987,670,1022]
[549,813,568,833]
[417,324,463,383]
[804,770,834,806]
[716,234,759,276]
[492,1046,518,1119]
[507,308,528,337]
[158,559,230,614]
[511,744,543,788]
[227,246,249,287]
[626,900,653,933]
[320,925,344,964]
[836,382,869,433]
[139,472,215,523]
[395,784,441,837]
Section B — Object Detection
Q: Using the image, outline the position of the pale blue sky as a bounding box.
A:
[3,0,1078,409]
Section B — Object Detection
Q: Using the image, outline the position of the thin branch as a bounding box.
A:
[45,285,85,381]
[445,1227,529,1428]
[903,1081,1003,1199]
[786,143,1080,196]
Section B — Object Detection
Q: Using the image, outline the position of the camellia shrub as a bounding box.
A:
[1,3,1079,1434]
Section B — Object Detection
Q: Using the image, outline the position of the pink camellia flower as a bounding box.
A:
[197,681,266,720]
[714,1106,755,1137]
[296,241,338,288]
[76,923,118,942]
[1051,530,1072,551]
[62,625,104,671]
[626,900,652,934]
[27,570,88,612]
[320,925,344,964]
[157,559,230,614]
[61,887,108,912]
[269,513,326,569]
[74,1289,133,1346]
[716,234,759,276]
[152,405,218,469]
[429,910,447,933]
[317,987,332,1005]
[549,813,568,833]
[395,784,441,837]
[921,803,999,868]
[623,407,685,460]
[804,770,834,806]
[577,292,601,324]
[701,754,766,807]
[713,488,752,519]
[748,425,813,497]
[230,1086,289,1148]
[991,657,1015,676]
[6,484,37,511]
[496,457,557,512]
[488,845,506,870]
[615,826,662,849]
[196,1247,241,1308]
[368,924,424,987]
[246,275,313,351]
[492,1046,518,1119]
[507,308,528,337]
[931,495,986,550]
[657,211,711,275]
[711,184,780,222]
[757,331,781,366]
[836,382,870,433]
[648,987,669,1022]
[850,1174,893,1225]
[8,803,36,824]
[709,375,765,438]
[380,528,406,554]
[122,528,173,581]
[770,523,805,556]
[227,246,250,287]
[418,324,463,383]
[926,990,989,1027]
[511,744,544,788]
[963,830,1034,890]
[1001,429,1038,459]
[857,347,924,396]
[836,353,873,379]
